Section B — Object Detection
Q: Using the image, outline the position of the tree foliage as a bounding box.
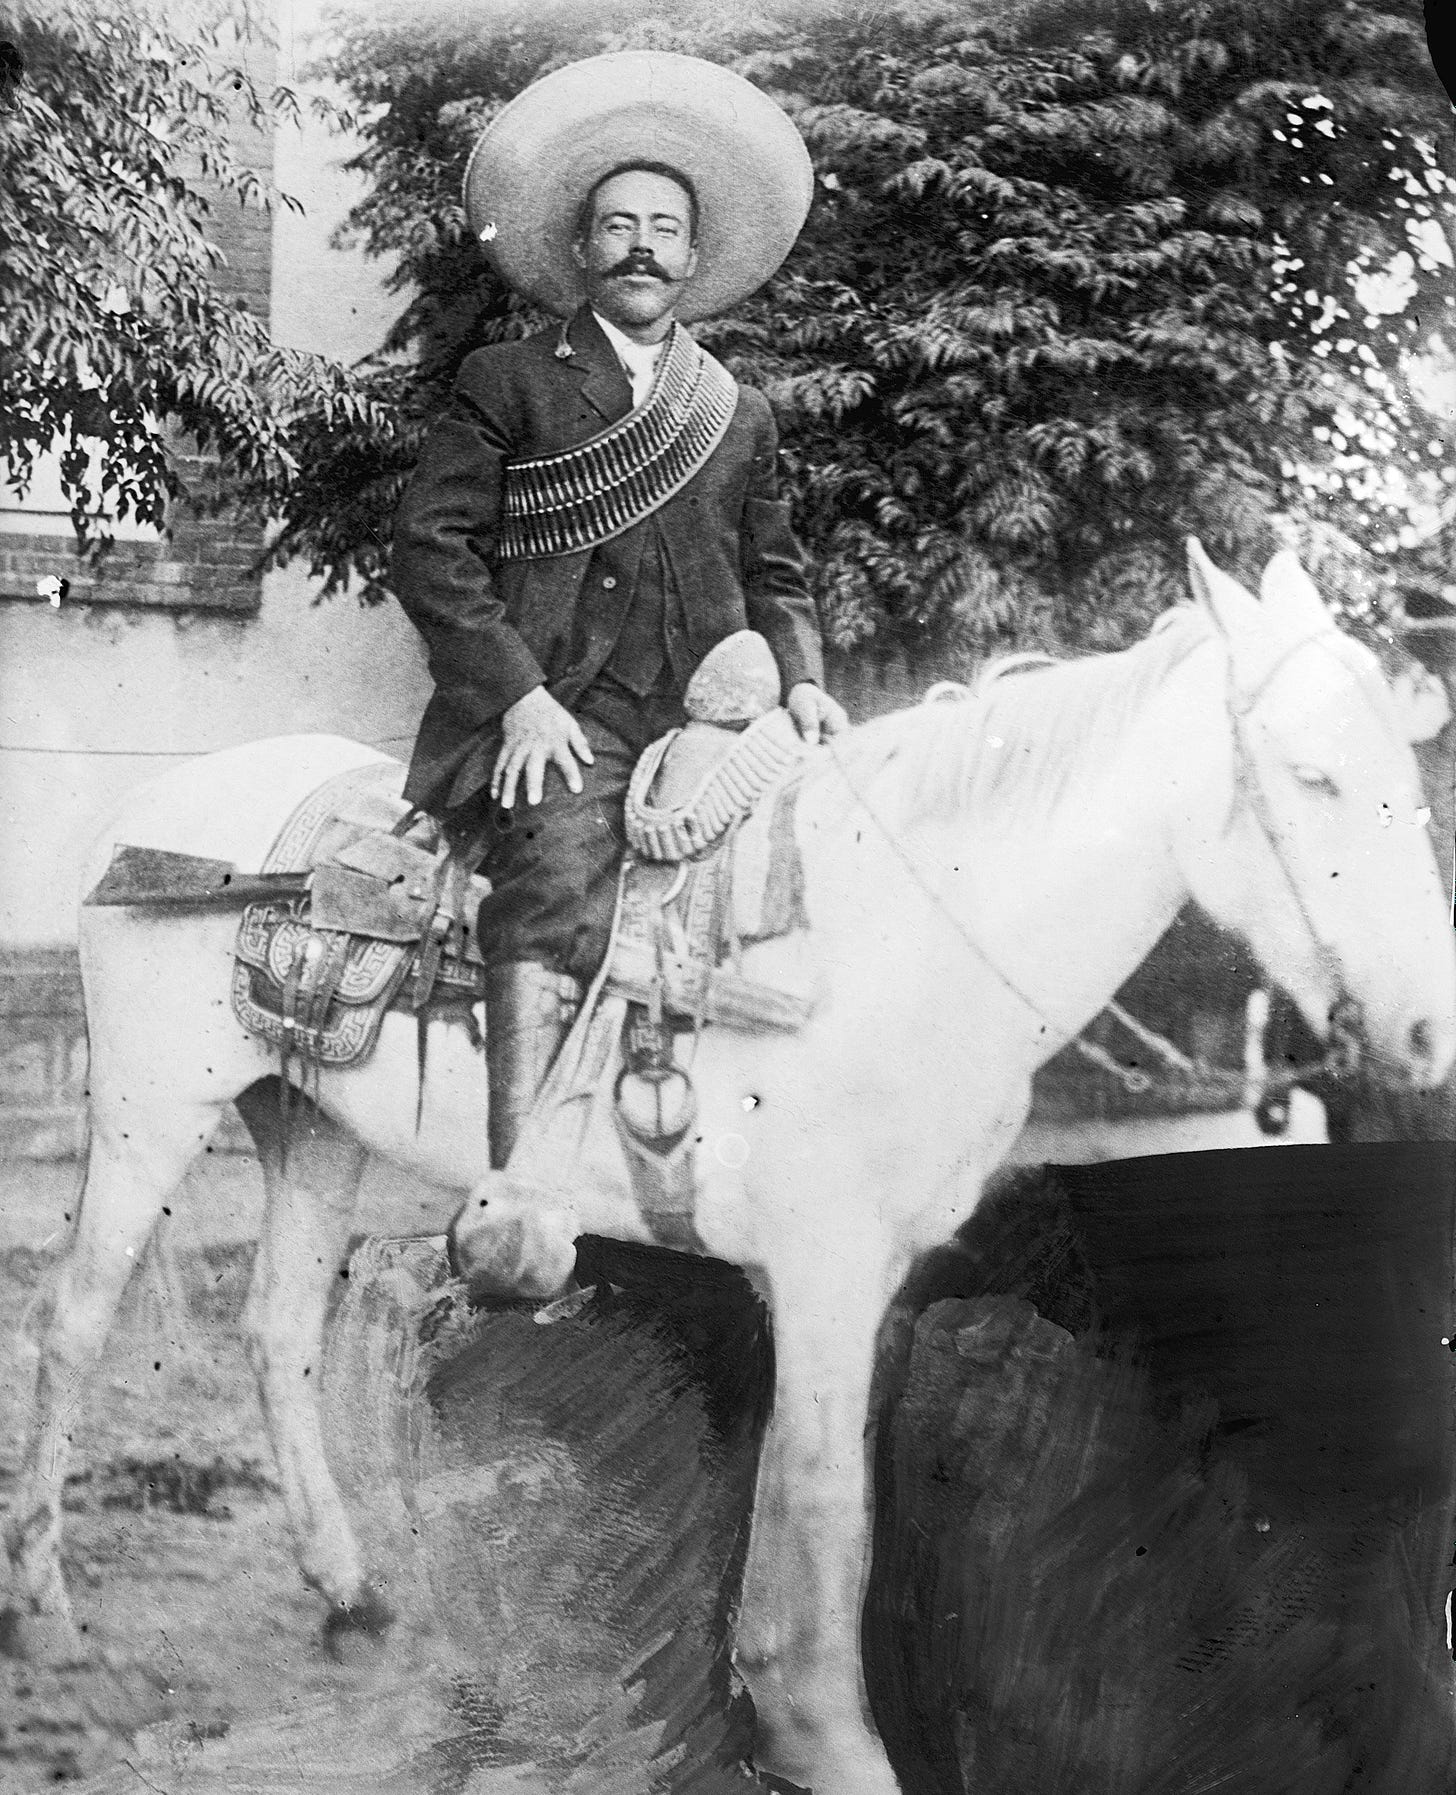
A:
[290,0,1452,661]
[3,0,1450,662]
[0,0,376,542]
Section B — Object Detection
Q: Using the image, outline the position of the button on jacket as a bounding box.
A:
[389,306,824,815]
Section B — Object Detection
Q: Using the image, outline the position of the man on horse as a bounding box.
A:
[389,53,846,1170]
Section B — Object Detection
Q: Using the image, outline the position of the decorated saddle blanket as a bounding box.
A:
[226,720,820,1078]
[230,760,492,1070]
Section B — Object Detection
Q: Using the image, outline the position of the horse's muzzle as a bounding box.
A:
[1339,991,1456,1093]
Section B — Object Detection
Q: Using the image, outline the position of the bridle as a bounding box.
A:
[826,627,1368,1107]
[1224,628,1377,1083]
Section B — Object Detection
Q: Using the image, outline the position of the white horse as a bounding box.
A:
[5,544,1453,1795]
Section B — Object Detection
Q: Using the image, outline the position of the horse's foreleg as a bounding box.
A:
[3,1110,213,1661]
[735,1217,907,1795]
[233,1081,384,1648]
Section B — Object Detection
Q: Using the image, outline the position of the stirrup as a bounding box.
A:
[611,1002,702,1253]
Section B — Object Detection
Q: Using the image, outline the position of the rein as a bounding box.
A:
[822,633,1367,1111]
[1224,632,1369,1080]
[1076,994,1358,1105]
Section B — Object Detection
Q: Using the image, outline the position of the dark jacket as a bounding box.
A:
[390,307,824,813]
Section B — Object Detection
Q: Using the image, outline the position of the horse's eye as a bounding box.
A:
[1292,764,1339,797]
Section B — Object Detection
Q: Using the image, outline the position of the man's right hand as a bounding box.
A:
[490,685,595,808]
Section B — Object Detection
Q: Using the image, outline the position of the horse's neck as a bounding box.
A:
[959,655,1214,1046]
[802,652,1210,1060]
[983,671,1213,1048]
[956,809,1184,1052]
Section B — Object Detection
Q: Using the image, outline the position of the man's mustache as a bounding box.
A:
[604,255,675,283]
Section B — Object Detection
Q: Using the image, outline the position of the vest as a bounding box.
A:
[577,524,694,701]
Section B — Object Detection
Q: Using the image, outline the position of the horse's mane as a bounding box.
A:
[817,604,1214,829]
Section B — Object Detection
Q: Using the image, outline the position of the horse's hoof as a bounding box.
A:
[321,1584,395,1661]
[0,1601,90,1667]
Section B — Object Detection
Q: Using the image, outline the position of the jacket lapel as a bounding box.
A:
[565,307,634,426]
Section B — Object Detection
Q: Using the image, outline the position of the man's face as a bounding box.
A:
[573,169,699,340]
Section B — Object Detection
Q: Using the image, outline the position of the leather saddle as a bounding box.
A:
[222,764,492,1072]
[493,633,818,1257]
[624,629,804,863]
[605,628,816,1035]
[87,633,813,1079]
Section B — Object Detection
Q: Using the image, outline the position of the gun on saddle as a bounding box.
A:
[85,847,311,909]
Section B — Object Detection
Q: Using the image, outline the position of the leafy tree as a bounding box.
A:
[0,0,377,543]
[1271,115,1450,599]
[780,0,1455,654]
[284,0,1452,666]
[5,0,1449,666]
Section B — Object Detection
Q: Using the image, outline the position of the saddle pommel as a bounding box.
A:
[683,630,781,724]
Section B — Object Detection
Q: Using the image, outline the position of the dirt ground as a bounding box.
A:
[0,1104,1342,1795]
[0,1150,778,1795]
[0,1153,423,1792]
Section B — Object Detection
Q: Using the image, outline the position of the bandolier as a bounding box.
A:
[497,326,738,564]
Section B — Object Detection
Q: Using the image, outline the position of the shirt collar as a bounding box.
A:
[591,309,668,375]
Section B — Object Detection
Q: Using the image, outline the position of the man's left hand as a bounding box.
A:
[787,682,849,746]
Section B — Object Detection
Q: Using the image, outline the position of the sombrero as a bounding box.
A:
[463,52,813,323]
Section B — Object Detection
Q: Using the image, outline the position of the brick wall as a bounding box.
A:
[0,949,87,1160]
[0,502,265,614]
[0,34,275,617]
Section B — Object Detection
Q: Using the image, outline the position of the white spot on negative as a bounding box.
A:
[715,1132,749,1170]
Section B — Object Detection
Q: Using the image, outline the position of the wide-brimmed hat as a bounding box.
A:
[463,52,813,322]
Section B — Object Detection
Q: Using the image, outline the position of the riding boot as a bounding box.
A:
[483,960,583,1170]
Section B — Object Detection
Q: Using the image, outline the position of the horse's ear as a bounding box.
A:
[1185,537,1261,640]
[1258,549,1334,635]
